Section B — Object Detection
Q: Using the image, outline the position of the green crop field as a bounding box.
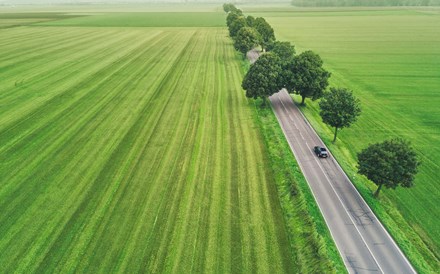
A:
[252,7,440,272]
[0,10,340,273]
[38,12,225,27]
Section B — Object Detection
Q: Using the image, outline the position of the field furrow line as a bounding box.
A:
[44,31,198,272]
[13,31,192,272]
[0,26,80,59]
[203,30,231,273]
[188,30,219,273]
[0,29,163,126]
[69,35,199,273]
[166,30,214,273]
[226,56,243,274]
[0,30,191,268]
[0,32,182,272]
[134,32,209,273]
[0,29,96,67]
[0,29,169,170]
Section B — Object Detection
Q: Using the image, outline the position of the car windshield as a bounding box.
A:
[320,148,327,152]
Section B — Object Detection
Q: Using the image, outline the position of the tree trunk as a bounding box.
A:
[374,183,383,197]
[301,96,305,105]
[332,127,338,143]
[261,96,267,107]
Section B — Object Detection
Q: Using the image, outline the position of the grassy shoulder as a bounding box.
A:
[252,100,347,273]
[238,57,346,273]
[296,95,440,273]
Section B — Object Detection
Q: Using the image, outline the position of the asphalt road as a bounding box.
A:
[269,90,416,274]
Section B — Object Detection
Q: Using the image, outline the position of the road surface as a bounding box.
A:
[269,90,416,274]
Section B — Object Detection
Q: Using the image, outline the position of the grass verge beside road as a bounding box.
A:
[251,100,346,273]
[237,53,344,273]
[249,7,440,272]
[298,98,440,273]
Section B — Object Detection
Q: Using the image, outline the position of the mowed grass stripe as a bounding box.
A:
[69,31,199,273]
[0,26,78,59]
[0,28,166,172]
[0,27,107,68]
[140,31,211,273]
[0,29,129,97]
[0,29,169,204]
[227,54,291,273]
[0,30,192,272]
[41,31,193,273]
[0,31,156,218]
[117,32,201,273]
[165,32,214,273]
[203,33,229,273]
[53,29,201,271]
[0,26,296,273]
[0,35,181,272]
[0,28,163,130]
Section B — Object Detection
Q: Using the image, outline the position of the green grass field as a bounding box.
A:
[37,12,225,27]
[0,10,340,273]
[253,7,440,272]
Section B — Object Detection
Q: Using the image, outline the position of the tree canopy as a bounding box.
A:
[319,87,361,142]
[269,40,296,62]
[242,53,283,102]
[246,15,256,27]
[223,3,239,13]
[226,10,242,28]
[228,16,247,38]
[254,17,276,52]
[287,50,331,105]
[233,27,261,57]
[357,138,420,197]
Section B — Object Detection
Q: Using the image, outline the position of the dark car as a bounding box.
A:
[314,146,328,158]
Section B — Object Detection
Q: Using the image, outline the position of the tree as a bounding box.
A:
[287,50,331,105]
[254,17,275,52]
[233,27,261,57]
[357,138,420,197]
[226,10,242,28]
[269,40,296,61]
[223,3,238,13]
[319,87,361,142]
[268,41,296,91]
[242,53,283,103]
[228,16,247,38]
[246,15,256,27]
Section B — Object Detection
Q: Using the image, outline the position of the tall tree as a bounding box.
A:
[254,17,276,52]
[246,15,256,27]
[287,50,331,105]
[319,87,361,142]
[228,16,247,38]
[233,27,261,57]
[357,138,420,197]
[223,3,238,13]
[226,10,242,28]
[269,40,296,61]
[242,53,283,103]
[269,41,296,91]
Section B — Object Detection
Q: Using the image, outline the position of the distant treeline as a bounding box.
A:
[292,0,440,6]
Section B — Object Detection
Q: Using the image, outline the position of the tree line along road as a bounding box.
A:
[269,89,416,274]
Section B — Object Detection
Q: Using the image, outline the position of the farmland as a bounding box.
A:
[251,7,440,272]
[0,10,339,273]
